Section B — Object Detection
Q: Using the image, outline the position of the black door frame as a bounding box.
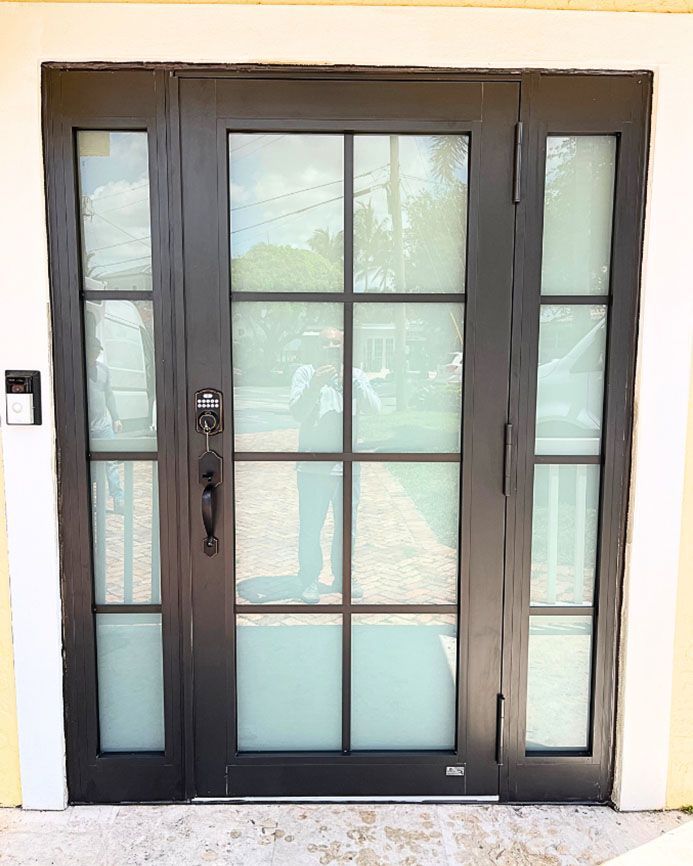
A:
[178,75,517,799]
[43,64,651,805]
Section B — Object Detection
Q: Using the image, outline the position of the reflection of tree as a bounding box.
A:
[354,201,392,291]
[307,227,343,268]
[234,303,338,384]
[232,243,341,292]
[543,138,614,294]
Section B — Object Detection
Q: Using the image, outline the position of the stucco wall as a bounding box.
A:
[0,446,21,808]
[667,360,693,809]
[0,1,692,811]
[3,0,693,11]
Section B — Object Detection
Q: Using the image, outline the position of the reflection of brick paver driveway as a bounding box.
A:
[235,428,457,607]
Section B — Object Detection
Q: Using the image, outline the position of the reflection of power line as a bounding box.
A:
[231,165,388,213]
[88,211,151,252]
[229,134,269,154]
[97,196,149,216]
[87,180,149,203]
[229,134,288,163]
[231,184,383,235]
[93,253,150,272]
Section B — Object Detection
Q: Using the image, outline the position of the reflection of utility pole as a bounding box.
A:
[389,135,407,412]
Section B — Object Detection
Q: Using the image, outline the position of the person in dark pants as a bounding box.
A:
[290,327,380,604]
[86,334,125,514]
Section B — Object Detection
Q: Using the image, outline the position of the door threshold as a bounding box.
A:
[192,795,500,804]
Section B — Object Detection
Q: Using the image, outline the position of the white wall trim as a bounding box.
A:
[0,1,691,811]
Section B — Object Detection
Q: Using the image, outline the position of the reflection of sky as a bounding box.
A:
[229,134,344,258]
[78,132,151,281]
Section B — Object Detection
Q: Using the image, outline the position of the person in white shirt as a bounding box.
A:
[289,327,380,603]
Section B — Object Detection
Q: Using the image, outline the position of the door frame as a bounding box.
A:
[177,74,518,799]
[42,64,651,805]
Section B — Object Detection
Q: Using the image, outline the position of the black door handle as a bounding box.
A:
[201,481,218,557]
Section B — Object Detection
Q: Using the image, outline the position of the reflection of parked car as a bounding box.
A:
[86,289,156,431]
[436,352,463,383]
[536,316,605,443]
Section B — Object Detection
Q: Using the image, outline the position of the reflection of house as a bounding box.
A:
[98,263,153,293]
[357,323,426,375]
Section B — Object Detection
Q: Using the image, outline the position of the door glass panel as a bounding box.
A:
[90,461,160,605]
[535,305,607,456]
[232,302,343,452]
[530,464,599,607]
[526,616,592,752]
[353,303,464,452]
[229,134,344,293]
[352,462,459,605]
[236,614,342,751]
[234,462,342,605]
[96,613,164,752]
[77,131,152,292]
[353,135,468,293]
[351,614,457,749]
[541,136,616,296]
[84,299,157,452]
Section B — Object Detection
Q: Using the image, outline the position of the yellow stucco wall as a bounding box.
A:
[667,358,693,809]
[0,445,21,807]
[1,0,692,11]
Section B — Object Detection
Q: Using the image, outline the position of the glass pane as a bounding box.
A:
[353,135,468,293]
[526,616,592,752]
[352,462,459,605]
[232,302,343,452]
[90,461,160,605]
[535,305,607,456]
[85,299,157,452]
[541,136,616,296]
[229,134,343,292]
[236,614,342,750]
[353,303,464,452]
[96,613,164,752]
[77,131,152,292]
[234,462,342,605]
[530,465,600,607]
[351,614,456,749]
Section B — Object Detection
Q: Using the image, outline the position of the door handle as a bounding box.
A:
[199,449,222,557]
[201,480,218,557]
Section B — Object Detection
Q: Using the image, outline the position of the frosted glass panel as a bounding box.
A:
[541,136,616,296]
[353,303,464,452]
[234,462,342,605]
[530,465,600,607]
[353,462,459,605]
[84,299,157,453]
[229,134,343,292]
[91,461,160,604]
[232,302,343,452]
[96,613,164,752]
[77,131,152,292]
[526,616,592,752]
[354,135,468,293]
[236,615,342,750]
[535,305,607,455]
[351,614,456,749]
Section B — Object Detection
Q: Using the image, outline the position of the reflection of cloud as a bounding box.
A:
[229,134,344,256]
[78,133,151,277]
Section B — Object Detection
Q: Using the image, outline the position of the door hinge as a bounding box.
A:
[225,765,230,796]
[495,694,506,765]
[513,122,523,204]
[503,423,513,496]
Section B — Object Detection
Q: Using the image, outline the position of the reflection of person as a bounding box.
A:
[86,335,124,514]
[290,327,380,604]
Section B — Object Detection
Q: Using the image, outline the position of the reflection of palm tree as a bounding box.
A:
[354,201,392,291]
[307,227,344,268]
[428,136,468,186]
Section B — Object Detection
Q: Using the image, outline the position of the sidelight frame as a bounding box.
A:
[43,64,650,805]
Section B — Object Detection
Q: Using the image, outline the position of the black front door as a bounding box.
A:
[45,66,649,804]
[178,75,518,798]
